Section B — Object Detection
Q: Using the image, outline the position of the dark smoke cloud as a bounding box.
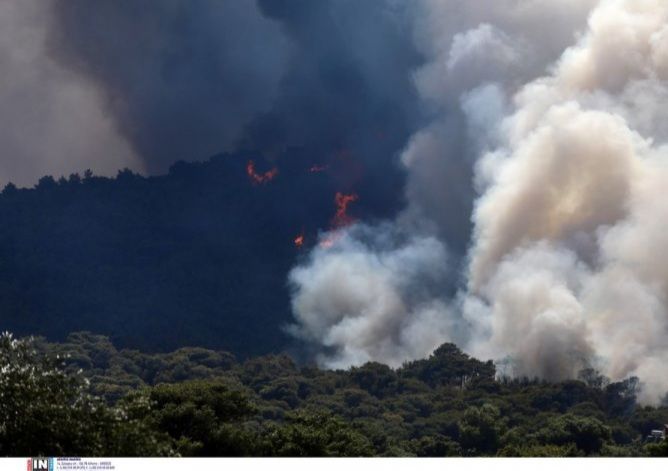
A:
[48,0,290,174]
[244,0,425,211]
[45,0,425,211]
[248,0,422,157]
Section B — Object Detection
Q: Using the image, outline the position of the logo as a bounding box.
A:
[27,458,54,471]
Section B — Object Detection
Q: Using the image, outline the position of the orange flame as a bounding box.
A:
[294,233,305,248]
[332,192,359,228]
[247,160,278,185]
[318,192,359,249]
[309,164,329,173]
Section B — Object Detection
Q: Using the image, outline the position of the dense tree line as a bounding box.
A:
[0,152,400,356]
[1,331,666,457]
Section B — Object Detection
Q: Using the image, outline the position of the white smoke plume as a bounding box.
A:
[289,0,668,403]
[466,0,668,403]
[288,224,460,369]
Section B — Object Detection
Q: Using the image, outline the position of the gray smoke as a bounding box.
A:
[0,0,141,187]
[288,224,458,369]
[401,0,599,248]
[0,0,288,185]
[49,0,290,174]
[2,0,423,199]
[288,0,668,403]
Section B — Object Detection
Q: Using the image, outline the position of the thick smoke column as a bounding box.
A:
[289,0,598,364]
[466,0,668,403]
[289,0,668,403]
[401,0,598,249]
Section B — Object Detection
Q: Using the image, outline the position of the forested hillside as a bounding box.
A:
[1,332,666,457]
[0,151,402,356]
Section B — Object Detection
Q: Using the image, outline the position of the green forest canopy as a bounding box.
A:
[1,331,667,457]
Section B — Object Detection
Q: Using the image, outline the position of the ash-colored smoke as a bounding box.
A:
[288,224,461,369]
[466,0,668,403]
[0,0,141,187]
[400,0,599,249]
[289,0,668,403]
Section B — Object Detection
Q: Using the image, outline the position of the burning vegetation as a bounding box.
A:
[332,192,359,228]
[315,192,360,249]
[294,233,305,248]
[246,160,278,185]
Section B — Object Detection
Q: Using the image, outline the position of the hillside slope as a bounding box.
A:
[0,150,402,355]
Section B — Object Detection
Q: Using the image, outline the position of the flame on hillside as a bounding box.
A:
[317,192,359,249]
[332,192,358,228]
[294,233,305,248]
[246,160,278,185]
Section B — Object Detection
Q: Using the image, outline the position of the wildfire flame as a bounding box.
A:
[294,233,305,248]
[332,192,359,228]
[318,192,359,249]
[246,160,278,185]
